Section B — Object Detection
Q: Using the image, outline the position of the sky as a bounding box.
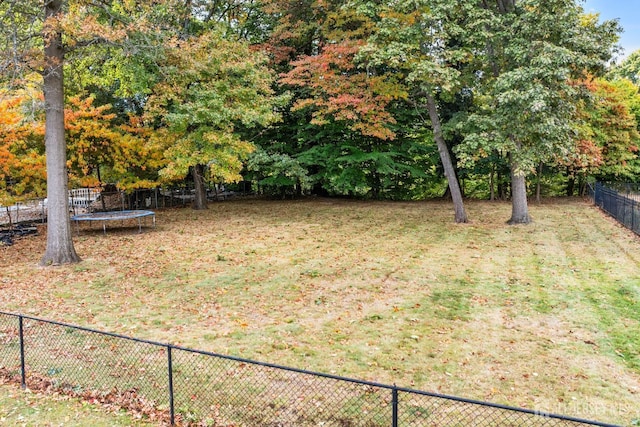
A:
[583,0,640,60]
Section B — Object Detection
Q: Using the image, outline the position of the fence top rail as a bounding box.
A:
[0,310,621,427]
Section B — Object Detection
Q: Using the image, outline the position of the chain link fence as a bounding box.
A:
[0,311,621,426]
[588,182,640,235]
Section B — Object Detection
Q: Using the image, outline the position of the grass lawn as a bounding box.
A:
[0,197,639,425]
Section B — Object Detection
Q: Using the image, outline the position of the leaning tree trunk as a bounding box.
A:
[192,164,208,210]
[40,0,80,266]
[425,93,468,223]
[508,155,531,225]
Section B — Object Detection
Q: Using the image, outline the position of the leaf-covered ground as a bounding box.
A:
[0,381,155,426]
[1,198,639,425]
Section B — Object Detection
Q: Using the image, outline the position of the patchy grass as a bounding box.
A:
[0,383,154,426]
[0,197,639,425]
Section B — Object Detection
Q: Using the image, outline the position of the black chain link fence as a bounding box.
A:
[588,182,640,235]
[0,311,621,426]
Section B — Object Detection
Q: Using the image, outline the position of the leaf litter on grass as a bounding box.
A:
[0,198,639,425]
[0,376,157,426]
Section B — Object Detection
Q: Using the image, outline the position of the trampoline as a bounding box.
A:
[71,210,156,234]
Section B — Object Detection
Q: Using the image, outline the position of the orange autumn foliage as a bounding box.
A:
[0,94,46,204]
[281,40,406,140]
[65,95,165,190]
[0,93,165,201]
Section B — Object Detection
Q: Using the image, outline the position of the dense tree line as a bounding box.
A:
[1,0,639,263]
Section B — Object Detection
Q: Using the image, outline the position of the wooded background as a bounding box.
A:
[1,0,639,262]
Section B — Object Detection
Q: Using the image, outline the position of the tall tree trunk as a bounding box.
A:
[425,93,468,223]
[192,164,208,210]
[535,162,542,203]
[508,155,531,225]
[489,162,495,201]
[40,0,80,265]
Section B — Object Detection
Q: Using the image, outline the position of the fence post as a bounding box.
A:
[167,345,175,425]
[18,316,26,389]
[392,385,398,427]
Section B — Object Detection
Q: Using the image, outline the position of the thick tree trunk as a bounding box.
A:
[508,157,531,225]
[425,93,468,223]
[192,164,208,210]
[40,0,80,266]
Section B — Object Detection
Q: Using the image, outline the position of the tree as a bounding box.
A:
[0,0,182,264]
[282,40,402,141]
[246,149,312,198]
[356,0,486,222]
[607,76,640,131]
[65,95,164,191]
[40,0,80,264]
[568,77,640,184]
[280,34,431,199]
[272,4,441,200]
[0,89,166,212]
[146,31,285,209]
[609,49,640,85]
[0,92,46,215]
[457,0,620,223]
